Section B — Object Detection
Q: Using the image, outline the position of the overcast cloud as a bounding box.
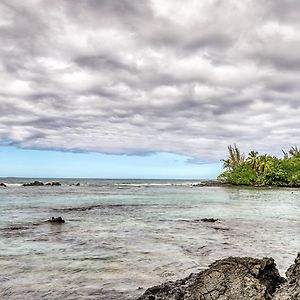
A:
[1,0,300,161]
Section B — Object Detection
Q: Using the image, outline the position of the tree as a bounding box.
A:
[218,145,300,187]
[289,146,300,158]
[256,154,273,174]
[222,144,245,170]
[282,146,300,159]
[247,151,259,171]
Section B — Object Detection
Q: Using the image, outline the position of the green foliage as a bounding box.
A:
[218,145,300,187]
[222,164,257,185]
[222,144,245,170]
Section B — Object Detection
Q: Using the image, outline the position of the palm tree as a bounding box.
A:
[282,150,289,160]
[222,144,245,170]
[247,151,259,171]
[282,146,300,159]
[289,146,300,158]
[257,155,272,174]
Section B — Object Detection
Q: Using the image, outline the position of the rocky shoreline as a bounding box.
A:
[138,254,300,300]
[2,179,299,189]
[1,180,80,187]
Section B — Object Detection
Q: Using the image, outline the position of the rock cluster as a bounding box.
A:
[191,181,228,187]
[22,180,44,186]
[45,181,61,186]
[22,181,61,186]
[138,254,300,300]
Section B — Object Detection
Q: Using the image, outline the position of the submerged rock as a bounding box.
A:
[7,226,30,231]
[22,180,44,186]
[47,216,65,224]
[138,256,285,300]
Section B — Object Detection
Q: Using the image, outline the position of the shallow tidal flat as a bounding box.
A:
[0,180,299,299]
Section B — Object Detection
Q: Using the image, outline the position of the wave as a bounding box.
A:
[1,183,23,187]
[53,203,145,212]
[113,182,203,188]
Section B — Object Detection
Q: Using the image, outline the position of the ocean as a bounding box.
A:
[0,178,299,299]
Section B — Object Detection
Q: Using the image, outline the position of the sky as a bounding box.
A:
[0,0,300,178]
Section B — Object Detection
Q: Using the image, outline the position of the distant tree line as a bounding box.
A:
[218,145,300,186]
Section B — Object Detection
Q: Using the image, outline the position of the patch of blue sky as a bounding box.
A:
[0,146,223,179]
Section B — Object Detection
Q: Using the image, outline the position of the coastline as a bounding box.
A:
[2,177,300,188]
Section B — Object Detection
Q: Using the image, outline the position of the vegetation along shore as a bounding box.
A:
[218,145,300,187]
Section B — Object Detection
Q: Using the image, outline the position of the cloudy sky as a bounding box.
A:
[1,0,300,178]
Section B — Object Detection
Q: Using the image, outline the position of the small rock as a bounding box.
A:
[201,218,219,223]
[0,182,7,187]
[48,216,65,224]
[76,182,80,186]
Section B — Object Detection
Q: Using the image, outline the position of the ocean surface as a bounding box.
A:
[0,178,299,299]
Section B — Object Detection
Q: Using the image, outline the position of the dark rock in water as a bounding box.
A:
[76,182,80,186]
[201,218,219,223]
[138,256,285,300]
[48,216,65,224]
[273,253,300,299]
[45,181,61,186]
[191,180,228,187]
[23,180,44,186]
[23,181,61,186]
[0,182,7,187]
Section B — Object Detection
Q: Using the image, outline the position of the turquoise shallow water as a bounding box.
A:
[0,179,300,299]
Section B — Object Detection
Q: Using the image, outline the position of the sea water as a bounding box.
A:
[0,179,299,299]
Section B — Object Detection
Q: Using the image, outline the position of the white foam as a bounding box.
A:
[114,182,202,187]
[2,183,23,187]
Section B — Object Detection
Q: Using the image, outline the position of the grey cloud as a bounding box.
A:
[267,0,300,23]
[1,0,300,161]
[253,43,300,72]
[74,54,137,74]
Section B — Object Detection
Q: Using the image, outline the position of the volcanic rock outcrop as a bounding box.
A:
[138,254,300,300]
